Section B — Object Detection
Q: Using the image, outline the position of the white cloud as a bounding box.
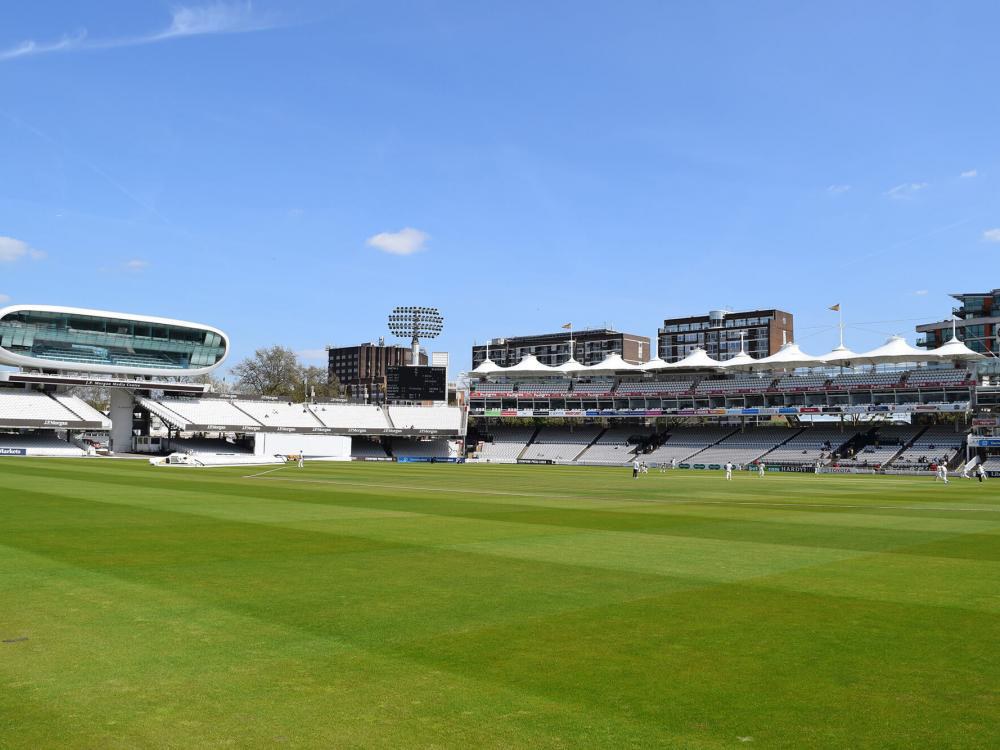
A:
[366,227,429,256]
[914,290,928,296]
[297,348,328,362]
[0,236,46,262]
[125,259,149,271]
[0,3,275,62]
[983,228,1000,243]
[826,184,851,195]
[885,182,929,199]
[0,293,10,304]
[961,169,978,178]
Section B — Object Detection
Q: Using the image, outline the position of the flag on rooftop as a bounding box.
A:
[561,323,572,329]
[829,304,841,312]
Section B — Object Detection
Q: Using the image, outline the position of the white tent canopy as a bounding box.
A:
[816,344,861,367]
[717,350,758,370]
[929,336,984,361]
[502,354,559,376]
[470,358,503,375]
[638,357,672,372]
[554,357,589,375]
[750,342,823,370]
[584,352,641,374]
[856,335,938,365]
[669,347,723,370]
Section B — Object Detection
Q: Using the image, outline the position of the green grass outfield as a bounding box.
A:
[1,459,998,748]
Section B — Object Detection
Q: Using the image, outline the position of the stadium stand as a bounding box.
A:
[837,424,921,467]
[689,427,800,467]
[894,425,966,467]
[388,405,463,432]
[642,426,737,465]
[519,425,604,462]
[0,430,86,457]
[311,403,390,430]
[904,369,974,388]
[140,397,261,429]
[471,382,514,396]
[570,380,615,395]
[0,390,101,424]
[981,456,1000,474]
[236,400,324,428]
[575,426,653,464]
[764,426,859,466]
[475,426,537,463]
[51,394,111,426]
[829,371,905,390]
[614,380,694,396]
[774,374,831,391]
[695,376,774,394]
[514,381,572,396]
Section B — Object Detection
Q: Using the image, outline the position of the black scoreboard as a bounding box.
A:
[385,366,446,401]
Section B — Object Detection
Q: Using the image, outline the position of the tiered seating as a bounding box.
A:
[388,406,463,432]
[576,426,652,464]
[475,426,536,463]
[837,424,920,466]
[775,374,830,392]
[764,426,859,465]
[0,431,86,457]
[515,381,571,396]
[0,390,89,423]
[238,400,323,428]
[351,438,389,458]
[642,426,736,464]
[691,427,798,467]
[143,398,261,428]
[695,376,773,394]
[471,382,514,396]
[981,456,1000,473]
[519,426,603,462]
[894,425,966,467]
[614,380,694,395]
[570,380,615,395]
[829,371,904,390]
[51,395,111,427]
[904,369,974,388]
[311,404,390,430]
[390,438,456,458]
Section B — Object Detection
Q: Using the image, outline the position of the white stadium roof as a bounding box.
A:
[468,334,973,376]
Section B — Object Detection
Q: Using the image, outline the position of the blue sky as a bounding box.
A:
[2,1,999,375]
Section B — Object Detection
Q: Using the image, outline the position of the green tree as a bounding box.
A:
[231,346,302,398]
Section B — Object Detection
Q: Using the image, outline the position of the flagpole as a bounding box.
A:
[839,306,844,349]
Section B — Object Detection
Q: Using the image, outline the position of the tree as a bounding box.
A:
[230,346,340,400]
[231,346,302,398]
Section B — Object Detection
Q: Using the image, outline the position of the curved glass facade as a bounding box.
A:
[0,309,227,372]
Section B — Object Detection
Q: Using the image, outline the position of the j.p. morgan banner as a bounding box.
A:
[0,418,106,430]
[184,424,462,437]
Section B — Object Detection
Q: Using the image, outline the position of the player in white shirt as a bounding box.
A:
[632,459,640,480]
[757,461,766,478]
[976,464,987,483]
[936,464,948,484]
[724,461,733,480]
[297,452,305,468]
[961,463,971,479]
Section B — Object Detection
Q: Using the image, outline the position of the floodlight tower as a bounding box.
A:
[388,306,443,366]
